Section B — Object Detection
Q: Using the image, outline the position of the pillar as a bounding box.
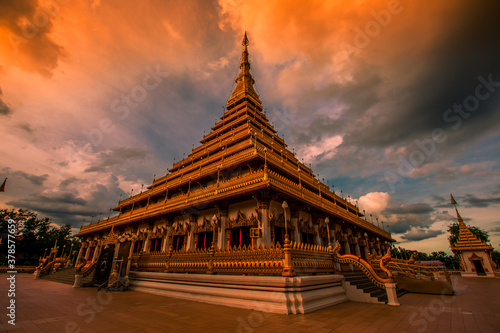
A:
[217,201,229,249]
[125,238,135,277]
[385,283,400,306]
[91,242,101,262]
[113,241,120,260]
[186,214,197,251]
[163,226,172,251]
[344,234,353,271]
[314,225,321,246]
[256,191,271,246]
[355,239,361,257]
[290,204,300,244]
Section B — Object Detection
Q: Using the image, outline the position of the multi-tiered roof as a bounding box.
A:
[76,34,392,241]
[451,207,492,252]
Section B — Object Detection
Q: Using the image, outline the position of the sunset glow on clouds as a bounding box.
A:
[1,0,500,253]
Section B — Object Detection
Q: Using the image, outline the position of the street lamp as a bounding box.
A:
[325,217,331,249]
[282,200,289,241]
[211,215,218,248]
[281,200,295,277]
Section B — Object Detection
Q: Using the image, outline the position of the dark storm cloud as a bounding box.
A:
[0,0,65,76]
[7,175,126,228]
[288,1,500,186]
[400,228,444,242]
[385,202,434,215]
[288,64,383,145]
[1,167,48,186]
[85,147,149,172]
[0,88,12,116]
[462,194,500,208]
[345,0,500,150]
[380,199,454,235]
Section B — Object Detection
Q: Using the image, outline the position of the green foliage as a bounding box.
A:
[0,208,80,264]
[492,251,500,268]
[428,251,461,269]
[390,245,461,269]
[448,222,490,247]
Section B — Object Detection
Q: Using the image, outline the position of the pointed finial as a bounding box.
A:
[450,193,457,205]
[242,32,249,46]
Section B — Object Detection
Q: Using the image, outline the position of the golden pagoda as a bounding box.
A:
[450,197,495,277]
[73,34,396,313]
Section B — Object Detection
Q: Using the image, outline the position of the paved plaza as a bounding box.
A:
[0,274,499,333]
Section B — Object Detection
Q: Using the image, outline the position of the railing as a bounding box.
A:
[38,261,55,277]
[132,252,170,272]
[289,242,336,275]
[128,240,396,291]
[332,241,393,289]
[76,261,98,278]
[212,244,284,275]
[368,253,449,281]
[37,257,68,277]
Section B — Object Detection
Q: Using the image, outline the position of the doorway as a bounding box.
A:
[472,259,486,275]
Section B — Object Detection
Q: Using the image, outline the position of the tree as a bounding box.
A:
[0,208,80,265]
[428,251,461,269]
[492,251,500,268]
[448,222,490,247]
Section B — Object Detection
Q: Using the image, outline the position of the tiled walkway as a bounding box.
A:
[0,274,499,332]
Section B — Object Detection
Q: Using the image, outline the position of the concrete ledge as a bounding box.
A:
[129,272,347,314]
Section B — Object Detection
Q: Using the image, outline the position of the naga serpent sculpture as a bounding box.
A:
[332,240,394,289]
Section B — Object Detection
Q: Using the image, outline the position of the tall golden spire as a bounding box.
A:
[451,193,464,225]
[226,32,261,108]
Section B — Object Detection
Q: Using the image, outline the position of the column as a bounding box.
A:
[290,204,300,243]
[84,246,91,261]
[75,245,84,264]
[163,226,172,251]
[91,242,101,263]
[113,242,120,260]
[125,238,135,277]
[355,237,362,257]
[142,229,150,252]
[344,234,353,271]
[186,214,197,251]
[256,191,271,246]
[217,201,229,249]
[314,225,321,246]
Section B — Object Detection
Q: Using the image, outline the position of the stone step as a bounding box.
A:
[41,267,94,285]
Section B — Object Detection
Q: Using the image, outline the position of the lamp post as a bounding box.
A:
[211,215,218,248]
[325,217,332,249]
[282,201,289,240]
[281,200,295,277]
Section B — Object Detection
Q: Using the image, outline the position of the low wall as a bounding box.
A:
[129,272,347,314]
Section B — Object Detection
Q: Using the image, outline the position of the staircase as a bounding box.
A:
[41,267,93,286]
[342,272,407,304]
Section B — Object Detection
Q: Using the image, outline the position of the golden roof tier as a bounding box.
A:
[451,207,492,252]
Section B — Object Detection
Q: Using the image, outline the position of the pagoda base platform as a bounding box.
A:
[128,272,348,314]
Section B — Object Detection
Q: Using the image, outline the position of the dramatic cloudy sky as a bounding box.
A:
[1,0,499,254]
